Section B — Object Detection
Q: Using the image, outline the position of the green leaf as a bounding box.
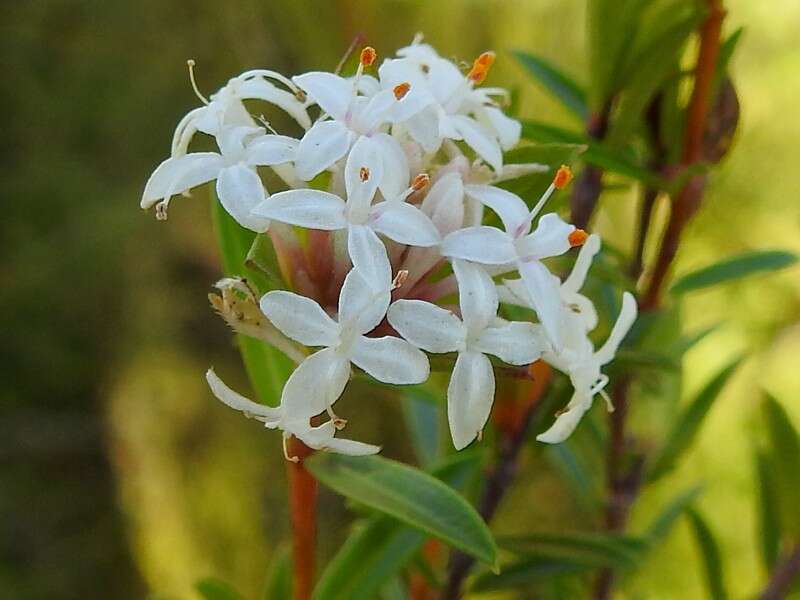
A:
[754,448,781,571]
[499,532,647,570]
[402,389,441,467]
[211,194,293,405]
[263,544,292,600]
[512,51,588,120]
[521,120,664,187]
[504,143,587,166]
[545,444,603,510]
[646,485,703,543]
[306,453,496,565]
[762,394,800,534]
[712,28,744,101]
[648,358,743,481]
[670,250,798,295]
[194,578,244,600]
[245,233,285,290]
[313,452,483,600]
[379,577,408,600]
[686,508,727,600]
[470,557,588,592]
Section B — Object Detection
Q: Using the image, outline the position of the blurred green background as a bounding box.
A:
[2,1,798,598]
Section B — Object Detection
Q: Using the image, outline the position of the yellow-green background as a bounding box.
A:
[2,1,798,598]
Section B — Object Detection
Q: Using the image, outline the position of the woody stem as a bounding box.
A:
[286,437,317,600]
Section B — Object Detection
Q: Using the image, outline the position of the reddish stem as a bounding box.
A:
[286,437,317,600]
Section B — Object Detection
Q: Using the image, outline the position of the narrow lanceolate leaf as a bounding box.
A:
[762,394,800,534]
[263,544,292,600]
[754,448,781,571]
[313,452,482,600]
[306,453,496,566]
[470,557,588,592]
[195,578,244,600]
[499,532,648,570]
[670,250,798,295]
[211,194,293,405]
[647,485,704,543]
[512,51,588,120]
[686,508,728,600]
[647,358,743,482]
[402,389,441,468]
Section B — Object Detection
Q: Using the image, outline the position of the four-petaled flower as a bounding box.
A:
[388,260,544,449]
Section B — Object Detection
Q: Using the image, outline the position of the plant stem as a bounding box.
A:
[642,0,726,309]
[286,437,317,600]
[442,362,552,599]
[570,105,611,229]
[759,543,800,600]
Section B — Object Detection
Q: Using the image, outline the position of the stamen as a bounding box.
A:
[553,165,573,190]
[391,269,409,290]
[359,167,370,182]
[326,406,347,430]
[411,173,430,191]
[360,46,377,67]
[467,51,496,85]
[282,434,300,463]
[335,33,366,75]
[393,82,411,100]
[186,59,210,105]
[155,199,170,221]
[569,229,589,247]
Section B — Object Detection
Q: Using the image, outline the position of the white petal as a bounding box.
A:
[562,234,601,294]
[295,120,353,181]
[141,153,224,208]
[252,189,347,230]
[482,106,521,149]
[356,89,395,131]
[217,125,264,158]
[292,72,352,121]
[452,259,498,332]
[338,267,391,335]
[422,173,465,235]
[206,369,281,421]
[440,226,516,265]
[347,224,392,292]
[447,351,495,450]
[246,134,299,166]
[280,348,351,419]
[216,165,270,232]
[451,115,503,172]
[371,132,409,200]
[464,184,530,235]
[498,278,530,308]
[518,259,564,351]
[344,136,382,219]
[369,201,441,247]
[237,78,312,130]
[536,391,591,444]
[474,321,545,365]
[517,213,574,259]
[293,421,381,455]
[387,299,464,353]
[260,290,339,346]
[405,106,443,153]
[595,292,638,365]
[350,335,430,385]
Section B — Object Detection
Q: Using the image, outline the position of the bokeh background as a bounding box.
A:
[2,1,799,598]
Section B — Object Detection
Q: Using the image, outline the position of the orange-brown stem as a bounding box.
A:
[286,437,317,600]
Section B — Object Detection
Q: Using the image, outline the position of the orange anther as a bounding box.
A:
[411,173,430,191]
[360,46,377,67]
[553,165,573,190]
[569,229,588,247]
[393,82,411,100]
[359,167,370,182]
[468,51,496,84]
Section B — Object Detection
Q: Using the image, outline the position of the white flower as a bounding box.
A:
[536,291,637,444]
[388,40,521,172]
[261,266,430,392]
[252,135,440,290]
[440,183,578,350]
[500,233,602,333]
[291,68,411,198]
[206,369,379,459]
[142,125,298,230]
[172,68,311,158]
[388,260,545,450]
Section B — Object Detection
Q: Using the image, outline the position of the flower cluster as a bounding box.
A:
[142,37,637,460]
